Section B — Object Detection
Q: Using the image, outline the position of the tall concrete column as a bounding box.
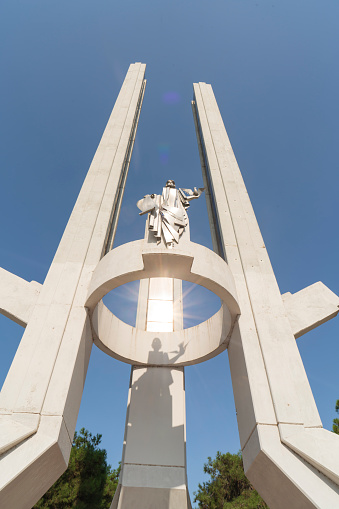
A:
[0,63,146,509]
[112,224,191,508]
[192,83,339,508]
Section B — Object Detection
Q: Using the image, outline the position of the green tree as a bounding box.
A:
[194,451,268,509]
[34,428,120,509]
[333,399,339,435]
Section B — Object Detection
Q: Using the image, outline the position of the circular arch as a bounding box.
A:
[86,240,240,366]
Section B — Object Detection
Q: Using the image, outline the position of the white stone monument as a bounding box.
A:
[0,63,339,509]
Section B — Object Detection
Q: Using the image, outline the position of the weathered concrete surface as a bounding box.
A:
[0,63,146,509]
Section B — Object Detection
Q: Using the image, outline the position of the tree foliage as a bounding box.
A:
[194,451,268,509]
[34,428,120,509]
[333,399,339,435]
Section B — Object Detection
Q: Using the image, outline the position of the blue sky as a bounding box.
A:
[1,0,339,503]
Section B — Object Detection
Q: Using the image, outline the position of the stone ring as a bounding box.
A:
[85,240,240,366]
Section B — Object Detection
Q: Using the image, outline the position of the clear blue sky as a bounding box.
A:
[1,0,338,503]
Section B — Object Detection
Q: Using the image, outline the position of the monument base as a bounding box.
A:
[111,365,191,509]
[112,485,191,509]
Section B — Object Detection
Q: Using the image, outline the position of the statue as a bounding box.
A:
[137,179,204,247]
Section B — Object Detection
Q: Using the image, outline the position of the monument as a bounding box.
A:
[0,62,339,508]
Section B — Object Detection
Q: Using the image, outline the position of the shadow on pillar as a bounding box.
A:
[111,339,191,509]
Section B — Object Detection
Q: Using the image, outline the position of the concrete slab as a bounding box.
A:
[0,268,41,327]
[283,282,339,338]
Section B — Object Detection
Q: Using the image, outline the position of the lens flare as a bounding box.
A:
[162,91,181,105]
[157,142,170,164]
[182,282,221,329]
[103,281,140,327]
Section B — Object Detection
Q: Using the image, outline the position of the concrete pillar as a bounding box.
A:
[192,83,339,508]
[112,224,191,508]
[0,63,146,509]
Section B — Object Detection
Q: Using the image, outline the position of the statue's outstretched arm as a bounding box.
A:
[179,187,204,201]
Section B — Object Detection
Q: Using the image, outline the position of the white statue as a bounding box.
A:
[137,179,204,247]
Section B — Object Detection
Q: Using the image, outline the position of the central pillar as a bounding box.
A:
[112,231,191,508]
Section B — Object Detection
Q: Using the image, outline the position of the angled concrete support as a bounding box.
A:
[0,268,41,327]
[0,63,146,509]
[282,281,339,338]
[192,82,339,508]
